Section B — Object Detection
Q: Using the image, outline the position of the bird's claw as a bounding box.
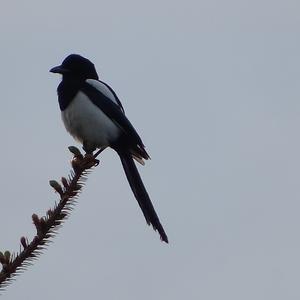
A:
[81,153,99,169]
[71,153,99,172]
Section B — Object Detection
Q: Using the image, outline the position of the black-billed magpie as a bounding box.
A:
[50,54,168,243]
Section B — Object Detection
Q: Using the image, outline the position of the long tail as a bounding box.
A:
[117,150,168,243]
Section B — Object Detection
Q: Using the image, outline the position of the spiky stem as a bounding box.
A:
[0,147,99,291]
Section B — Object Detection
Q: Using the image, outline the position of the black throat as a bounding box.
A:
[57,77,85,111]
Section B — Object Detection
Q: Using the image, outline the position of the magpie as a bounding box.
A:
[50,54,168,243]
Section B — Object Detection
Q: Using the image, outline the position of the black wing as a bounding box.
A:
[81,80,145,151]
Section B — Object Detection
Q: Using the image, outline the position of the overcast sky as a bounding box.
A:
[1,0,300,299]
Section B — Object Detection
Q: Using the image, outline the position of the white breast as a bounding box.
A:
[61,91,121,148]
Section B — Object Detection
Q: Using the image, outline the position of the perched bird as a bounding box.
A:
[50,54,168,243]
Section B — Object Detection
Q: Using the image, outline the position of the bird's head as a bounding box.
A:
[50,54,99,80]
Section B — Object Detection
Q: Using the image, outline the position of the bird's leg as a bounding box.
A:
[83,141,96,155]
[94,147,105,159]
[81,141,99,167]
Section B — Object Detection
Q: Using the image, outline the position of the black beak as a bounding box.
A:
[49,65,69,74]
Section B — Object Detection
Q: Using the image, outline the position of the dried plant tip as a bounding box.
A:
[49,180,63,195]
[68,146,83,158]
[47,209,53,217]
[4,251,11,262]
[20,237,28,249]
[61,177,69,189]
[0,251,5,264]
[71,158,82,172]
[32,213,40,228]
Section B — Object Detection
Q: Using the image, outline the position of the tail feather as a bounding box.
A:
[117,150,168,243]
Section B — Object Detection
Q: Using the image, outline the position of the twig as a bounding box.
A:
[0,146,98,291]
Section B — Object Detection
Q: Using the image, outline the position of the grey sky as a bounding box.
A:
[1,0,300,299]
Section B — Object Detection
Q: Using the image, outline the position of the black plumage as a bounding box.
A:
[50,54,168,243]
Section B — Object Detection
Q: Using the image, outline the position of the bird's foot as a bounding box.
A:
[68,146,99,171]
[82,153,100,168]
